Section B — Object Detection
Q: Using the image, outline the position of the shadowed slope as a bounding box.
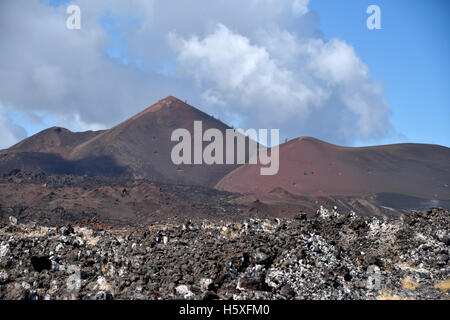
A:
[68,96,245,186]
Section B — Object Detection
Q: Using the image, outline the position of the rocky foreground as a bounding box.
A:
[0,208,448,300]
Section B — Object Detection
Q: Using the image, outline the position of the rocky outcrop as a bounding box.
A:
[0,208,448,300]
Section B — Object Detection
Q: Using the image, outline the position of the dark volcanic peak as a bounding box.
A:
[2,96,450,201]
[67,96,242,186]
[2,126,104,157]
[0,96,243,187]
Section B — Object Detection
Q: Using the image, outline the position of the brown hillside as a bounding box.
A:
[216,137,450,200]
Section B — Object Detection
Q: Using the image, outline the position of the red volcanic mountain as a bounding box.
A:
[216,137,450,200]
[0,96,246,187]
[1,96,449,205]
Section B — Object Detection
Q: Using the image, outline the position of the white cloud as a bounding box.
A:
[0,0,165,131]
[305,38,369,84]
[0,117,19,149]
[0,0,394,145]
[170,24,393,143]
[201,89,226,106]
[292,0,310,16]
[73,113,107,132]
[169,24,327,125]
[0,103,27,149]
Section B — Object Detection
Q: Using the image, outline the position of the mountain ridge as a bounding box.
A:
[216,135,450,200]
[2,96,449,201]
[0,96,247,187]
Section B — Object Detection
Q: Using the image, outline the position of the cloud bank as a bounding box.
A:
[0,0,394,147]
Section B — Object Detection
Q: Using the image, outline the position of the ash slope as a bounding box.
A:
[0,208,448,300]
[217,137,450,200]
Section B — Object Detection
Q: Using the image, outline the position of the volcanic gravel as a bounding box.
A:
[0,207,448,300]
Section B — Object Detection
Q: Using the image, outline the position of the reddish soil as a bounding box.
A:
[1,171,448,227]
[216,137,450,200]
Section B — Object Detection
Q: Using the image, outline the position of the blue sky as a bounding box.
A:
[310,0,450,146]
[104,0,450,147]
[1,0,448,148]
